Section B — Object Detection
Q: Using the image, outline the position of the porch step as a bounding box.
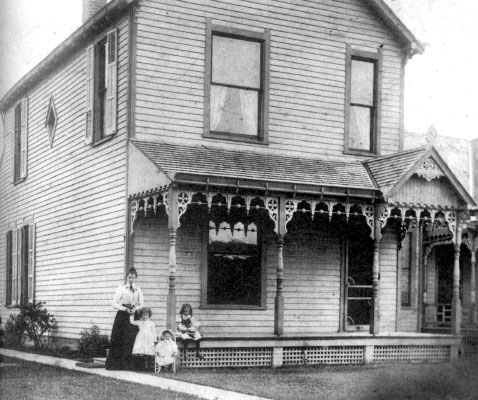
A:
[93,357,106,365]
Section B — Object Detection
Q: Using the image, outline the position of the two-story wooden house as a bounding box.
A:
[1,0,475,367]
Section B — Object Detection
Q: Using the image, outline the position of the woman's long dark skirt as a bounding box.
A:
[105,310,139,370]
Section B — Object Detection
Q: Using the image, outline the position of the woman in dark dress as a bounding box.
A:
[105,267,144,370]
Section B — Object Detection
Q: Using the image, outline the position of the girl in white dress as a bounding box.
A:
[129,307,157,370]
[155,329,178,372]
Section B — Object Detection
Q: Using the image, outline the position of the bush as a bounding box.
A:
[0,316,5,348]
[4,302,56,349]
[78,325,109,360]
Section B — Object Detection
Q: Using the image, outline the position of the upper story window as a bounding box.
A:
[204,21,270,144]
[85,29,117,145]
[13,98,28,183]
[345,46,382,156]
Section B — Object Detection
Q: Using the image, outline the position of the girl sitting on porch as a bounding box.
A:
[155,329,178,372]
[176,303,204,360]
[130,307,157,371]
[105,267,144,370]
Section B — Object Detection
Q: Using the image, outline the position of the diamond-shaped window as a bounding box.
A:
[45,97,58,147]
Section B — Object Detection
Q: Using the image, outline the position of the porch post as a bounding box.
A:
[471,248,477,325]
[452,220,462,335]
[275,234,285,336]
[275,197,286,336]
[370,205,382,335]
[167,188,178,330]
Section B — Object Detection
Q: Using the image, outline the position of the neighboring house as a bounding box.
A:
[0,0,475,367]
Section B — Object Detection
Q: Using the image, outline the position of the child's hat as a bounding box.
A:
[161,328,175,337]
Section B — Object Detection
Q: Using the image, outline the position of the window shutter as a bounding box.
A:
[20,98,28,179]
[12,229,18,304]
[27,224,35,303]
[105,29,117,136]
[85,45,94,144]
[5,231,12,306]
[8,108,14,184]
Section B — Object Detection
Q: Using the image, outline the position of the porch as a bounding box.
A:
[176,332,460,368]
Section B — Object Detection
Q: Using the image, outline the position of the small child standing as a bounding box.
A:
[129,307,157,371]
[155,329,178,372]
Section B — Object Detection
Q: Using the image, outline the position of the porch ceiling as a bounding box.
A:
[131,140,379,198]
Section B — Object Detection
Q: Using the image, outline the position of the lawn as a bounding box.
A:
[168,355,478,400]
[2,354,478,400]
[0,357,201,400]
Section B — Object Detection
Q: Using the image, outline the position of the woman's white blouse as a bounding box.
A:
[112,284,144,311]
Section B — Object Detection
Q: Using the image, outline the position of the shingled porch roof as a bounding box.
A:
[364,146,476,206]
[131,140,379,199]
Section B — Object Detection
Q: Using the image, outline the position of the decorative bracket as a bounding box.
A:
[416,158,445,182]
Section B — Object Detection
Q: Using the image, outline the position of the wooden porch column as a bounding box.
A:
[274,197,287,336]
[370,205,382,335]
[452,221,462,335]
[166,188,178,330]
[471,249,477,325]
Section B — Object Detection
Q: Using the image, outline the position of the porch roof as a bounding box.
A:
[131,140,379,197]
[364,146,476,207]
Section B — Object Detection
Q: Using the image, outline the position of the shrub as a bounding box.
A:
[0,316,4,348]
[4,302,56,349]
[4,313,27,347]
[78,325,109,360]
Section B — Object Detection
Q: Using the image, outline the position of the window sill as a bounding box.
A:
[344,149,378,157]
[204,132,269,146]
[200,304,266,311]
[13,177,27,185]
[90,132,117,147]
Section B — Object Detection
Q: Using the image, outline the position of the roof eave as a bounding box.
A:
[173,172,382,201]
[0,0,137,112]
[365,0,425,57]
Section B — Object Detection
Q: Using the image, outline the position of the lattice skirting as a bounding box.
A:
[178,344,453,368]
[373,345,450,363]
[180,347,272,368]
[283,346,363,365]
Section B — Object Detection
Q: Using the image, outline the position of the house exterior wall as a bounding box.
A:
[0,15,131,340]
[133,0,406,159]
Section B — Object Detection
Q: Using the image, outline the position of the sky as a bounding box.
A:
[0,0,477,141]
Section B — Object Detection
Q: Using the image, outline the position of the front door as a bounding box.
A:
[345,233,373,331]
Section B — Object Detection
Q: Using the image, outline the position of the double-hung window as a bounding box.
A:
[5,224,35,306]
[10,98,28,182]
[205,21,269,143]
[85,29,117,145]
[345,46,381,155]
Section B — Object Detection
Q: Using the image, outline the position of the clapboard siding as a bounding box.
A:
[134,0,404,157]
[0,15,130,339]
[379,229,398,332]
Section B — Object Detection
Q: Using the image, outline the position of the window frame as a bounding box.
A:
[344,45,382,156]
[11,97,28,183]
[204,20,270,145]
[85,28,117,146]
[5,223,35,307]
[200,220,267,310]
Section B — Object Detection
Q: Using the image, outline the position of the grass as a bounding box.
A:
[2,354,478,399]
[167,355,478,400]
[0,357,201,400]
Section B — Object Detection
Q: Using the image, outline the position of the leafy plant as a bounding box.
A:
[6,302,57,349]
[0,316,4,348]
[78,325,109,360]
[4,313,27,346]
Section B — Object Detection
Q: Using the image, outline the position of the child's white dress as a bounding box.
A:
[130,319,157,356]
[155,339,178,366]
